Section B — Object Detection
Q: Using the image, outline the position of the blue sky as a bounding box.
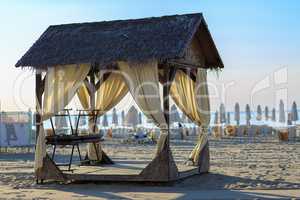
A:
[0,0,299,111]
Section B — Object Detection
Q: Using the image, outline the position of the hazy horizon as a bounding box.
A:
[0,0,299,112]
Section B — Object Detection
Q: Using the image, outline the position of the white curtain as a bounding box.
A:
[35,64,90,173]
[77,72,128,160]
[170,69,210,164]
[89,72,128,160]
[118,61,168,155]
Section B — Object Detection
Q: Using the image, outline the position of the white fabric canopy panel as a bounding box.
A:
[35,64,90,173]
[118,61,168,155]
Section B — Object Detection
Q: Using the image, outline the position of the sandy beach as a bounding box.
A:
[0,135,299,199]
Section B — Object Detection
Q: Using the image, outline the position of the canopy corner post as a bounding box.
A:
[85,66,113,165]
[163,67,177,181]
[35,70,43,142]
[35,70,43,183]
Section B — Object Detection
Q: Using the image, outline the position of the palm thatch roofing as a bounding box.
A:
[15,13,223,69]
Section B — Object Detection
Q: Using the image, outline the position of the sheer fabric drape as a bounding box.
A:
[118,61,168,155]
[35,64,90,172]
[77,72,128,160]
[170,69,210,164]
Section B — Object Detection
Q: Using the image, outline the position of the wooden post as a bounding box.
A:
[35,70,42,184]
[35,71,43,142]
[85,68,113,164]
[163,68,170,180]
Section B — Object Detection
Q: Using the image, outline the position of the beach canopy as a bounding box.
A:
[279,100,285,123]
[16,13,223,69]
[234,102,240,125]
[15,13,223,182]
[291,101,298,122]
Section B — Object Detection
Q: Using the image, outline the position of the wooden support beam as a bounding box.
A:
[40,74,46,94]
[163,67,178,180]
[163,68,170,180]
[181,69,197,82]
[35,71,43,141]
[167,60,201,70]
[85,68,113,164]
[95,72,111,91]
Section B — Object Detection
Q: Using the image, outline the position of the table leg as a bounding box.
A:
[68,145,75,171]
[93,142,100,161]
[76,144,82,161]
[52,145,56,160]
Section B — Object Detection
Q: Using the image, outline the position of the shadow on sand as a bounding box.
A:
[32,173,300,199]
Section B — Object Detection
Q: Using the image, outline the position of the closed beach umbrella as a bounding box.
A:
[170,105,181,123]
[291,101,298,122]
[112,108,118,125]
[226,112,231,124]
[214,111,219,125]
[234,103,240,125]
[125,106,139,127]
[121,110,125,125]
[220,103,226,124]
[256,105,262,121]
[102,113,108,127]
[264,106,269,121]
[181,113,187,123]
[138,112,142,124]
[287,112,292,125]
[246,104,251,125]
[279,100,285,123]
[272,108,276,121]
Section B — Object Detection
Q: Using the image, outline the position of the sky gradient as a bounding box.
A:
[0,0,299,112]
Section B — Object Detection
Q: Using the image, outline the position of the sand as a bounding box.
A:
[0,135,299,199]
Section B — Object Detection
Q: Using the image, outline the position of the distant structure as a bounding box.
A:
[245,104,251,125]
[226,112,231,124]
[272,108,276,121]
[219,103,226,124]
[138,112,143,124]
[125,106,139,127]
[256,105,262,121]
[170,105,181,123]
[264,106,269,121]
[279,100,285,123]
[287,112,292,125]
[181,113,191,123]
[102,113,109,127]
[291,101,298,122]
[214,111,219,125]
[121,110,125,125]
[112,108,118,125]
[234,103,240,125]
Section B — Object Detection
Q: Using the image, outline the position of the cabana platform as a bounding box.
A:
[62,162,199,182]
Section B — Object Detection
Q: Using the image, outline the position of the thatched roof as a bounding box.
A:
[15,13,223,69]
